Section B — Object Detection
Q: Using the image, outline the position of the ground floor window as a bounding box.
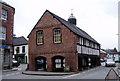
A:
[52,56,65,72]
[55,59,63,68]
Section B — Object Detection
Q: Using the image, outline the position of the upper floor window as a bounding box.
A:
[53,28,61,43]
[36,30,43,45]
[86,40,89,46]
[83,39,86,46]
[22,46,25,53]
[97,45,100,49]
[0,26,6,40]
[1,9,7,20]
[16,47,20,54]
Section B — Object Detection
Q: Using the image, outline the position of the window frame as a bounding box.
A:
[36,30,44,45]
[22,46,25,53]
[0,26,6,40]
[1,9,8,20]
[53,28,62,44]
[55,58,65,68]
[16,47,20,54]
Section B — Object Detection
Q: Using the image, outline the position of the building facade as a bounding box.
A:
[28,10,100,72]
[100,49,107,60]
[0,1,15,69]
[13,36,28,64]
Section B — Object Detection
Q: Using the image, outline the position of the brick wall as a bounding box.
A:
[28,11,78,72]
[1,4,15,45]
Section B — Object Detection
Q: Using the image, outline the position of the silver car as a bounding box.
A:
[105,59,116,67]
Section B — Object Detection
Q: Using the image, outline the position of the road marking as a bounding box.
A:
[82,72,86,73]
[63,66,102,79]
[15,72,21,74]
[63,73,80,79]
[5,74,10,76]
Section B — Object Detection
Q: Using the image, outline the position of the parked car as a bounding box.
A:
[114,56,120,62]
[12,59,20,67]
[105,59,116,67]
[100,59,105,62]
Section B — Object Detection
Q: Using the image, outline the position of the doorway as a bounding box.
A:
[35,56,46,71]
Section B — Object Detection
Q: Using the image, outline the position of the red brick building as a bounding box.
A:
[28,10,100,72]
[0,1,15,69]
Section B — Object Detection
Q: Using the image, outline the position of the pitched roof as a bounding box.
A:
[104,48,118,54]
[28,10,100,44]
[13,36,28,46]
[100,50,107,54]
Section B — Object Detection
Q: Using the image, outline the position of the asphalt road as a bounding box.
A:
[2,63,118,79]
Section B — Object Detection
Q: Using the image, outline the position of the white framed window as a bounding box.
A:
[86,40,89,46]
[55,58,65,68]
[55,59,61,68]
[36,30,44,45]
[81,38,83,45]
[1,9,7,20]
[53,28,61,43]
[0,26,6,40]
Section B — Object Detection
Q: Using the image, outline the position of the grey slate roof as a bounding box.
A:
[28,10,100,44]
[13,36,28,46]
[47,10,99,44]
[104,48,118,54]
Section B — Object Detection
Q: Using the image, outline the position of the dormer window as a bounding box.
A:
[53,28,61,44]
[36,30,44,45]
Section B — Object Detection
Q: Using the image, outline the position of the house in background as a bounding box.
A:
[13,36,28,64]
[28,10,100,72]
[0,1,15,69]
[104,48,119,59]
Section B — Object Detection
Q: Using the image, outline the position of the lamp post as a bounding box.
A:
[116,34,120,76]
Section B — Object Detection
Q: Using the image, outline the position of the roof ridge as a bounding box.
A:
[28,10,99,44]
[48,10,99,44]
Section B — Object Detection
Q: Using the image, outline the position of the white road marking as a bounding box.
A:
[82,72,86,73]
[5,74,10,76]
[15,72,21,74]
[63,66,101,79]
[63,73,81,79]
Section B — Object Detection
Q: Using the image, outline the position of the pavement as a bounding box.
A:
[2,68,18,72]
[22,71,78,76]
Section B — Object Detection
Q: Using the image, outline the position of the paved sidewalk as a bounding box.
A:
[22,66,102,76]
[22,71,78,76]
[2,68,18,72]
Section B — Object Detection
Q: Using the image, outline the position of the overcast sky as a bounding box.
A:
[3,0,119,49]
